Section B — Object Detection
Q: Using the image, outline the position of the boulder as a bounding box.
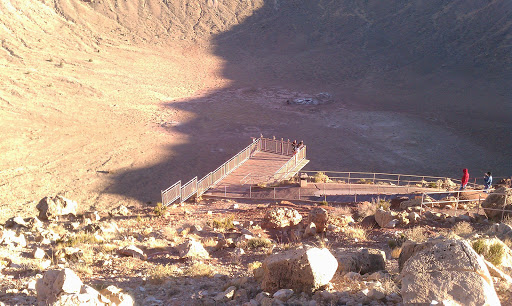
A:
[178,238,209,259]
[36,196,77,220]
[33,247,46,259]
[110,205,130,217]
[303,223,317,237]
[55,247,84,262]
[36,269,83,304]
[261,246,337,293]
[117,245,146,260]
[400,195,433,209]
[99,285,134,305]
[374,209,397,228]
[398,239,442,271]
[0,229,26,247]
[481,187,512,221]
[401,239,500,305]
[335,248,386,275]
[273,289,294,301]
[214,286,236,302]
[4,216,28,229]
[308,207,328,232]
[262,207,302,229]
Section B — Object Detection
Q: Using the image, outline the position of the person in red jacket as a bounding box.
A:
[460,168,469,190]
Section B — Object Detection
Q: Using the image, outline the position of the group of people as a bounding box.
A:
[291,140,303,154]
[459,168,493,192]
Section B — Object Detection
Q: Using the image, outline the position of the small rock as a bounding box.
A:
[273,289,294,301]
[178,238,209,259]
[33,248,45,259]
[214,286,236,302]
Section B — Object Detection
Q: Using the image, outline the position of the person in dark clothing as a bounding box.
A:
[484,172,492,193]
[291,140,297,154]
[460,168,469,190]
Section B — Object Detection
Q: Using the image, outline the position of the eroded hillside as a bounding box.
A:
[0,0,511,219]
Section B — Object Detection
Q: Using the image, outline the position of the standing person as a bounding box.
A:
[297,140,304,150]
[291,140,297,154]
[484,172,493,193]
[460,168,469,190]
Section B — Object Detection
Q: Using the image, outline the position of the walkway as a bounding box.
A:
[207,151,292,196]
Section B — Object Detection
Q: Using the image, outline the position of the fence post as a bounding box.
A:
[420,193,425,215]
[348,172,351,184]
[324,183,326,202]
[274,187,276,199]
[501,194,508,222]
[477,193,481,215]
[224,186,227,197]
[397,174,400,186]
[455,190,460,217]
[298,188,300,200]
[373,173,376,184]
[249,185,252,198]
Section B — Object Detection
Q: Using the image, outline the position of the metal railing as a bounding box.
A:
[300,170,458,188]
[420,189,511,221]
[161,181,181,206]
[161,136,302,206]
[272,146,307,182]
[181,177,198,202]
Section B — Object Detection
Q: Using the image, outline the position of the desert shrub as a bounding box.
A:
[375,199,391,210]
[212,216,234,230]
[451,221,473,236]
[153,202,167,217]
[472,239,505,266]
[60,233,103,247]
[357,179,373,184]
[487,243,505,266]
[355,201,377,220]
[313,172,330,183]
[148,264,179,284]
[503,215,512,227]
[247,237,272,249]
[472,239,487,255]
[184,262,213,277]
[319,200,329,206]
[247,261,262,272]
[343,225,367,240]
[405,227,427,243]
[73,263,93,275]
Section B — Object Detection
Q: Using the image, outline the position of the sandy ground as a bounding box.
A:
[0,0,511,223]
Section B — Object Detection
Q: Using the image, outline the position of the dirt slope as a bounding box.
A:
[0,0,510,221]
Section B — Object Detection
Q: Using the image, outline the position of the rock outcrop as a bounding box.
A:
[36,196,77,220]
[261,246,337,293]
[481,187,512,220]
[308,207,328,232]
[262,207,302,229]
[401,239,500,305]
[335,248,386,275]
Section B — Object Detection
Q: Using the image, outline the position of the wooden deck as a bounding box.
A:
[207,151,300,196]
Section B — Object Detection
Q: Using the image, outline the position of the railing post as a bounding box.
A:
[224,186,227,197]
[298,188,300,200]
[477,193,481,215]
[274,187,276,199]
[250,185,252,198]
[348,172,351,184]
[501,194,508,222]
[324,183,326,202]
[420,193,425,215]
[373,173,376,184]
[397,174,400,186]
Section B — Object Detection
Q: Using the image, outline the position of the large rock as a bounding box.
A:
[335,248,386,275]
[398,239,442,271]
[99,285,134,305]
[36,269,82,304]
[117,245,146,260]
[374,209,397,228]
[36,196,78,220]
[308,207,328,232]
[481,187,512,221]
[178,238,209,259]
[36,269,110,305]
[0,229,27,248]
[401,239,500,305]
[262,208,302,229]
[261,246,337,293]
